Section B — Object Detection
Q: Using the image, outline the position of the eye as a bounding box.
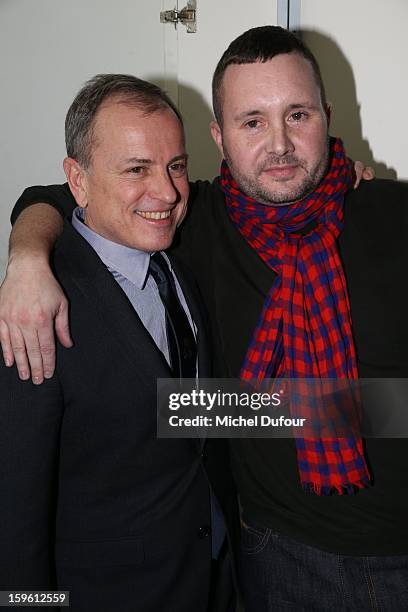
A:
[127,166,147,176]
[289,111,307,122]
[245,119,261,129]
[168,161,187,178]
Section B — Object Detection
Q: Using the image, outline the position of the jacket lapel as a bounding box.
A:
[56,221,173,379]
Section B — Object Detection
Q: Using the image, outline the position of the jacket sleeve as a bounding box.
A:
[11,183,76,225]
[0,365,64,590]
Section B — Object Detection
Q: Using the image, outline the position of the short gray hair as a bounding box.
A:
[65,73,183,169]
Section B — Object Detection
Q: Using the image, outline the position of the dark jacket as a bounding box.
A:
[0,219,236,612]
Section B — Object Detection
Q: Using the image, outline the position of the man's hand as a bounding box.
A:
[353,161,375,188]
[0,255,72,384]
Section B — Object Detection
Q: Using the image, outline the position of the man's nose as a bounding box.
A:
[151,170,178,203]
[265,122,295,157]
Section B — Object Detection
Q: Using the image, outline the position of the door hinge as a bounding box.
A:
[160,1,197,33]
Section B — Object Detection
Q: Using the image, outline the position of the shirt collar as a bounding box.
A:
[71,207,150,288]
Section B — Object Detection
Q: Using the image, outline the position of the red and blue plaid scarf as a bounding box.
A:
[221,137,371,495]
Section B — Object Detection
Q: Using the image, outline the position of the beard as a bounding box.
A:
[223,139,330,207]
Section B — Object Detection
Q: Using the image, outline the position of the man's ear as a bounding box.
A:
[324,103,332,127]
[63,157,88,208]
[210,120,224,158]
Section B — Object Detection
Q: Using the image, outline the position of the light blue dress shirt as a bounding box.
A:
[72,207,195,367]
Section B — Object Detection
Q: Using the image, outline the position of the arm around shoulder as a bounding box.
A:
[11,182,75,225]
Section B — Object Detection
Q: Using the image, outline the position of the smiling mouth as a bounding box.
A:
[136,210,172,220]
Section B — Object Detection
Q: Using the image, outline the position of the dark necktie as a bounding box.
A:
[149,252,197,378]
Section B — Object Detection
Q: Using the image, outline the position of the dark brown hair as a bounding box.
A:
[212,26,327,125]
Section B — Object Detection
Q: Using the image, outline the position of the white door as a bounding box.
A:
[0,0,279,274]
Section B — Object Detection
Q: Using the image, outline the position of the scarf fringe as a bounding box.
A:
[302,476,371,496]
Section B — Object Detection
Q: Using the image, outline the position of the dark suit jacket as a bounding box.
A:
[0,220,230,612]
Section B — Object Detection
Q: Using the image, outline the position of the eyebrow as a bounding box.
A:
[122,154,188,165]
[233,103,320,121]
[233,110,262,122]
[168,154,188,165]
[287,103,320,111]
[123,158,152,165]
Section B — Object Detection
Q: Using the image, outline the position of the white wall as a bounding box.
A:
[300,0,408,181]
[0,0,167,276]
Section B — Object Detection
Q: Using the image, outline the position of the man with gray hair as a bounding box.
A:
[0,74,235,612]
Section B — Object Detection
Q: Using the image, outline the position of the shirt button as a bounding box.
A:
[198,525,210,539]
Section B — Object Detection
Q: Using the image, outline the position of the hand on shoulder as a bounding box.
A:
[0,254,72,384]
